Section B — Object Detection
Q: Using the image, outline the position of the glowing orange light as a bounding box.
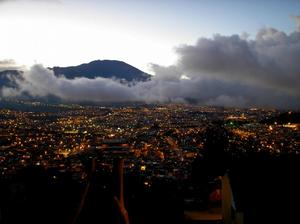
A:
[140,165,146,171]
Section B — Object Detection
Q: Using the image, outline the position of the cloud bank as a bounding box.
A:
[0,59,23,71]
[2,65,136,102]
[1,18,300,109]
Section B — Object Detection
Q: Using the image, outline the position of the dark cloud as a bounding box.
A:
[176,27,300,97]
[1,17,300,109]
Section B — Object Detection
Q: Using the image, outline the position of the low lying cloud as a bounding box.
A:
[2,63,299,109]
[2,65,136,102]
[1,18,300,109]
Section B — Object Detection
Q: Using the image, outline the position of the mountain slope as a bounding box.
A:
[0,70,22,87]
[52,60,151,82]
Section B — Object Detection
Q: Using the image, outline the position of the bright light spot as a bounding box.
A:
[144,181,151,187]
[180,75,190,80]
[140,165,146,171]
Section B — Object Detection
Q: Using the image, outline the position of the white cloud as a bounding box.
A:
[2,17,300,109]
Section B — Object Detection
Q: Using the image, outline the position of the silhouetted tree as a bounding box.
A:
[192,122,229,184]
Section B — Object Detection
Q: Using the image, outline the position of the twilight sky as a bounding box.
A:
[1,0,300,109]
[0,0,299,72]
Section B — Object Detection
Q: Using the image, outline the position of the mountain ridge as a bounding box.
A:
[52,60,151,82]
[0,60,151,89]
